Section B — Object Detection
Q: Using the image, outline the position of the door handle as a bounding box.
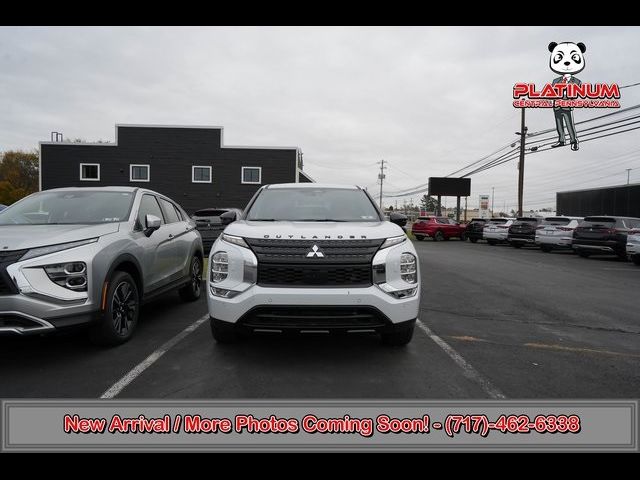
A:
[168,234,174,239]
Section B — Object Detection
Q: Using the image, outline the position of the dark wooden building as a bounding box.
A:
[557,183,640,217]
[40,124,314,213]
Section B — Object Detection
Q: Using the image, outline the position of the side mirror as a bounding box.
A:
[144,214,162,237]
[389,212,408,227]
[220,211,237,226]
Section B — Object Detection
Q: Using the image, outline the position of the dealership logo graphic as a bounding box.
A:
[513,41,621,152]
[306,245,325,258]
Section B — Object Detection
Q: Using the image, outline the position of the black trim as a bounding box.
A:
[214,305,415,333]
[142,275,192,303]
[105,254,145,297]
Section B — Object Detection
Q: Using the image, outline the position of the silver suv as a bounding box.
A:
[0,187,203,345]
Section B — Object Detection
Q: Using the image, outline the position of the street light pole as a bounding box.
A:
[517,108,527,217]
[627,168,632,185]
[491,186,495,218]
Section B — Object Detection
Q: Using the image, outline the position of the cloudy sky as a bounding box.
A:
[2,26,639,212]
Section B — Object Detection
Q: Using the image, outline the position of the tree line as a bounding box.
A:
[0,150,39,205]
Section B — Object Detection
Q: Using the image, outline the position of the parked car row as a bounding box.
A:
[477,215,640,266]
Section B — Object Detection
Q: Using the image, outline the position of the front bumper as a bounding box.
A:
[483,231,508,241]
[0,309,100,335]
[508,235,535,244]
[572,239,625,254]
[208,284,419,325]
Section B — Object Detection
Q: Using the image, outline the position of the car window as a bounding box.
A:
[436,218,449,224]
[542,217,571,226]
[581,217,616,227]
[193,209,229,217]
[159,198,180,224]
[137,194,164,229]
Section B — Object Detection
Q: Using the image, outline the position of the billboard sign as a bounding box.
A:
[428,177,471,197]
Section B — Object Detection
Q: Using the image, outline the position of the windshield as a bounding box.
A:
[246,188,381,222]
[0,191,135,225]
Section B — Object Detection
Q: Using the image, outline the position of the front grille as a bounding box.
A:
[0,249,27,296]
[245,238,384,264]
[239,306,388,330]
[258,264,371,287]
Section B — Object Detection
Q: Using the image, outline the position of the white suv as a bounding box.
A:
[535,216,583,252]
[206,184,420,346]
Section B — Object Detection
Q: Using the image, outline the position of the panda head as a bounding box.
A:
[548,41,586,75]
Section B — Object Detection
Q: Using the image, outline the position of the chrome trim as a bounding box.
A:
[572,244,614,252]
[0,311,55,334]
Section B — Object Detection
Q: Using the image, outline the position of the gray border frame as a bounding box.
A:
[2,399,637,452]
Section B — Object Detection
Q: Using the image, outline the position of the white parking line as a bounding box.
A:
[416,319,507,399]
[100,314,209,399]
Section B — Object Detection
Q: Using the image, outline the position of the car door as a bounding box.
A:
[157,197,191,282]
[134,194,173,291]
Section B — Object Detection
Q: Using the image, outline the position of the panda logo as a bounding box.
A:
[549,41,586,151]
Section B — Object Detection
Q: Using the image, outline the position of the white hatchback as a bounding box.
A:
[535,216,583,252]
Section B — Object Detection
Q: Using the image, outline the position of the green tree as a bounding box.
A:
[0,150,39,205]
[419,194,438,212]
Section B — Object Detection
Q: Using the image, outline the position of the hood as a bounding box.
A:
[0,223,121,251]
[225,220,404,240]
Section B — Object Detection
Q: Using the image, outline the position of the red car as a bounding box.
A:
[411,216,467,241]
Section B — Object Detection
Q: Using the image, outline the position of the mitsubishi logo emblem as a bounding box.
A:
[306,245,324,258]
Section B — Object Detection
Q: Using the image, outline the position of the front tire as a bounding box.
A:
[540,245,553,253]
[512,242,522,248]
[433,231,445,242]
[179,255,202,302]
[577,249,591,258]
[90,271,140,346]
[470,237,478,243]
[632,255,640,266]
[381,324,415,346]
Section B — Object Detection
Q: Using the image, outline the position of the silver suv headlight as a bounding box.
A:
[44,262,88,291]
[380,235,406,249]
[21,238,98,261]
[400,253,417,284]
[210,251,229,283]
[221,234,249,248]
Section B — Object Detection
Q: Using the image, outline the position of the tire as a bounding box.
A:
[487,240,497,246]
[90,271,140,346]
[415,235,424,241]
[210,318,239,344]
[179,255,202,302]
[381,324,415,346]
[470,237,478,243]
[540,245,553,253]
[632,255,640,266]
[512,243,522,248]
[577,249,591,258]
[433,231,445,242]
[616,250,628,261]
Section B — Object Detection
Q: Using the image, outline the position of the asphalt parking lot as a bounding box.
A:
[1,239,639,399]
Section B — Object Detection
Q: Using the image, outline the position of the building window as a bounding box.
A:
[241,166,262,184]
[130,164,150,182]
[192,166,212,183]
[80,163,100,181]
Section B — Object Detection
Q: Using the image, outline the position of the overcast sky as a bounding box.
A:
[2,26,639,212]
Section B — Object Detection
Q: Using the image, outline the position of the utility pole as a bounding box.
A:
[377,159,386,210]
[517,108,527,217]
[491,186,495,218]
[464,197,468,222]
[627,168,632,185]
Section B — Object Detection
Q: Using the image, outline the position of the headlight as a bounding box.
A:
[21,238,98,261]
[210,251,229,283]
[380,235,406,249]
[221,234,249,248]
[400,253,417,284]
[44,262,88,291]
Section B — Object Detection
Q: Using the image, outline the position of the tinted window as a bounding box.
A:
[542,217,571,226]
[0,191,134,225]
[81,164,99,180]
[242,167,261,183]
[436,218,450,224]
[137,195,164,228]
[246,188,380,222]
[581,217,616,228]
[159,198,180,223]
[489,218,508,224]
[193,209,229,217]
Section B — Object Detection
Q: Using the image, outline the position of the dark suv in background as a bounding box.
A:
[572,216,640,259]
[465,218,488,243]
[192,208,243,253]
[507,217,542,248]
